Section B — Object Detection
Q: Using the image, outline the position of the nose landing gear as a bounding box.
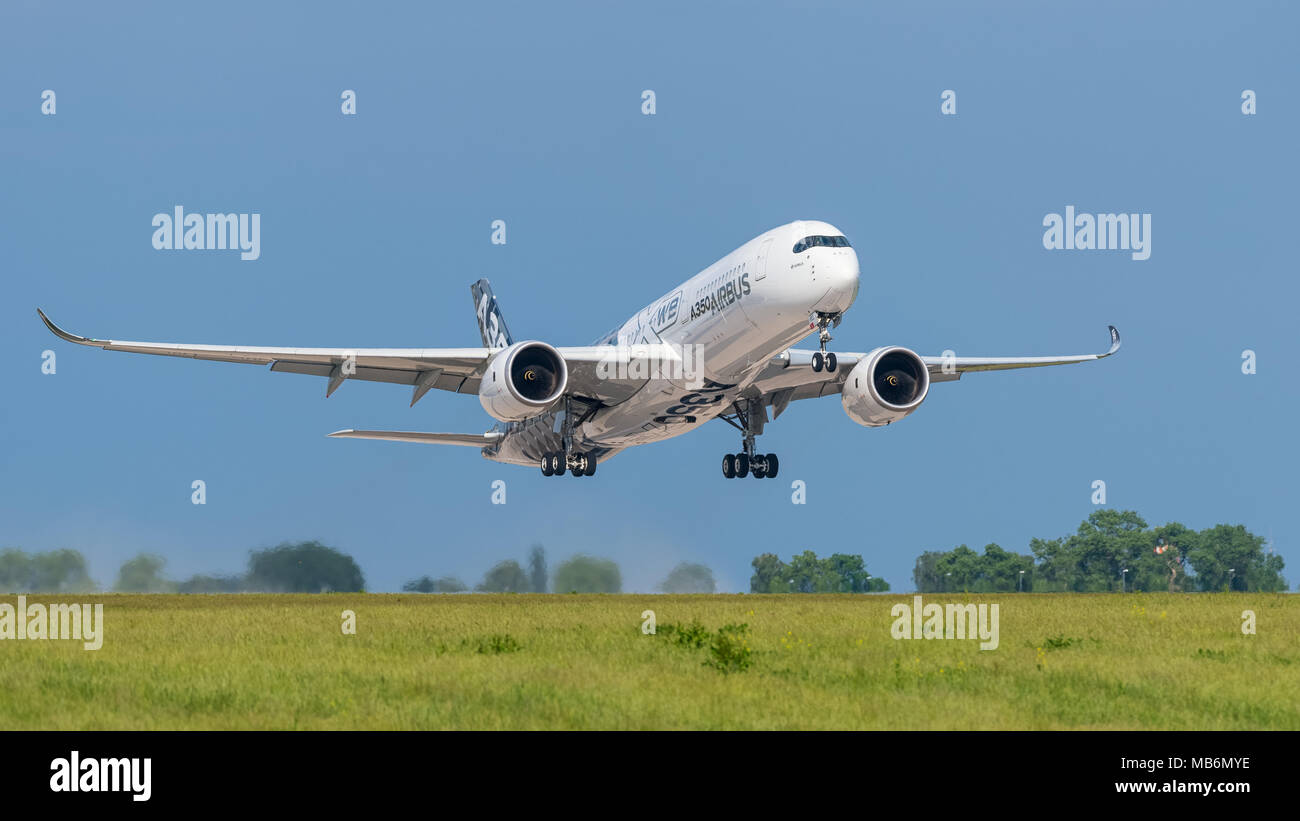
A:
[809,312,842,373]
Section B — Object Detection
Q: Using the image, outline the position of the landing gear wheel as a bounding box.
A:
[722,453,736,479]
[540,453,554,476]
[735,452,750,478]
[765,453,779,478]
[571,454,589,477]
[825,352,837,373]
[812,351,824,373]
[583,455,597,476]
[751,458,767,479]
[553,454,566,476]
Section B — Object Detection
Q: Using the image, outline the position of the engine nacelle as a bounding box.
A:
[478,341,568,422]
[841,346,930,427]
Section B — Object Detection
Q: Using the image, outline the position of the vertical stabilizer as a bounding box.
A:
[471,279,514,348]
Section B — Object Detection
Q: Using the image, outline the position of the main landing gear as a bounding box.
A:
[718,400,779,480]
[540,450,595,477]
[809,311,843,373]
[539,395,597,478]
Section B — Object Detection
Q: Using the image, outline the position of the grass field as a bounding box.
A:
[1,593,1296,729]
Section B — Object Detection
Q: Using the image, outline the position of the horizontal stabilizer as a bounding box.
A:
[327,429,503,447]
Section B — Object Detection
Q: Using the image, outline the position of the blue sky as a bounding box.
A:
[2,1,1295,593]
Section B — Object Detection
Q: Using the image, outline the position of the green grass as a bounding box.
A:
[1,593,1296,729]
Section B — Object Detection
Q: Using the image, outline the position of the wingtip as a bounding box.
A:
[1106,325,1122,355]
[37,308,102,346]
[326,430,355,438]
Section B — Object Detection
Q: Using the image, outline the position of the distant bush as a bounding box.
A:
[115,554,175,593]
[0,548,96,593]
[553,555,621,593]
[176,573,247,593]
[706,623,752,674]
[246,541,365,593]
[474,634,523,654]
[658,620,752,674]
[403,575,468,593]
[659,619,710,649]
[476,560,530,593]
[659,562,716,593]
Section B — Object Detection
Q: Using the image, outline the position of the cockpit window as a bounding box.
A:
[793,235,851,254]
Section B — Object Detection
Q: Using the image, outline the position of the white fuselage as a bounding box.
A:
[490,220,860,464]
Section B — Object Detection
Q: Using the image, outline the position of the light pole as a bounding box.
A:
[1229,568,1235,592]
[1121,568,1128,593]
[1018,569,1025,593]
[945,572,952,593]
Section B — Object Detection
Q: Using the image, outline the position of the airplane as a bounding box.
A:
[38,219,1120,480]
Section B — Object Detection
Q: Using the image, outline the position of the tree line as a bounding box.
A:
[2,510,1285,594]
[750,550,891,593]
[0,542,717,595]
[403,545,718,594]
[0,541,365,594]
[913,510,1286,593]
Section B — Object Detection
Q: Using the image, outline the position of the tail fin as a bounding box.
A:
[471,279,514,348]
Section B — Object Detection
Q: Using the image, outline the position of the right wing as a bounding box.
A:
[37,310,667,408]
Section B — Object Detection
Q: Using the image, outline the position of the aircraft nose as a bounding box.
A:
[813,249,860,313]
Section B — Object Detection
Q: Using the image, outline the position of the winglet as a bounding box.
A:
[1104,325,1121,357]
[37,309,106,347]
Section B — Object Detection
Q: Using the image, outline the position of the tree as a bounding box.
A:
[1187,524,1285,592]
[527,545,548,593]
[476,560,530,592]
[977,543,1034,592]
[1028,537,1069,591]
[750,553,788,593]
[751,551,887,593]
[114,553,175,592]
[912,551,946,593]
[934,545,981,592]
[787,550,836,592]
[0,548,96,593]
[403,575,468,593]
[245,541,365,593]
[660,562,716,593]
[824,553,871,592]
[553,555,621,593]
[924,511,1284,594]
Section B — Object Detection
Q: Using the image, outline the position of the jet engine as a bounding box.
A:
[478,341,568,422]
[841,346,930,427]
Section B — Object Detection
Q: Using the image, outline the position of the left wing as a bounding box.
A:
[747,325,1121,418]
